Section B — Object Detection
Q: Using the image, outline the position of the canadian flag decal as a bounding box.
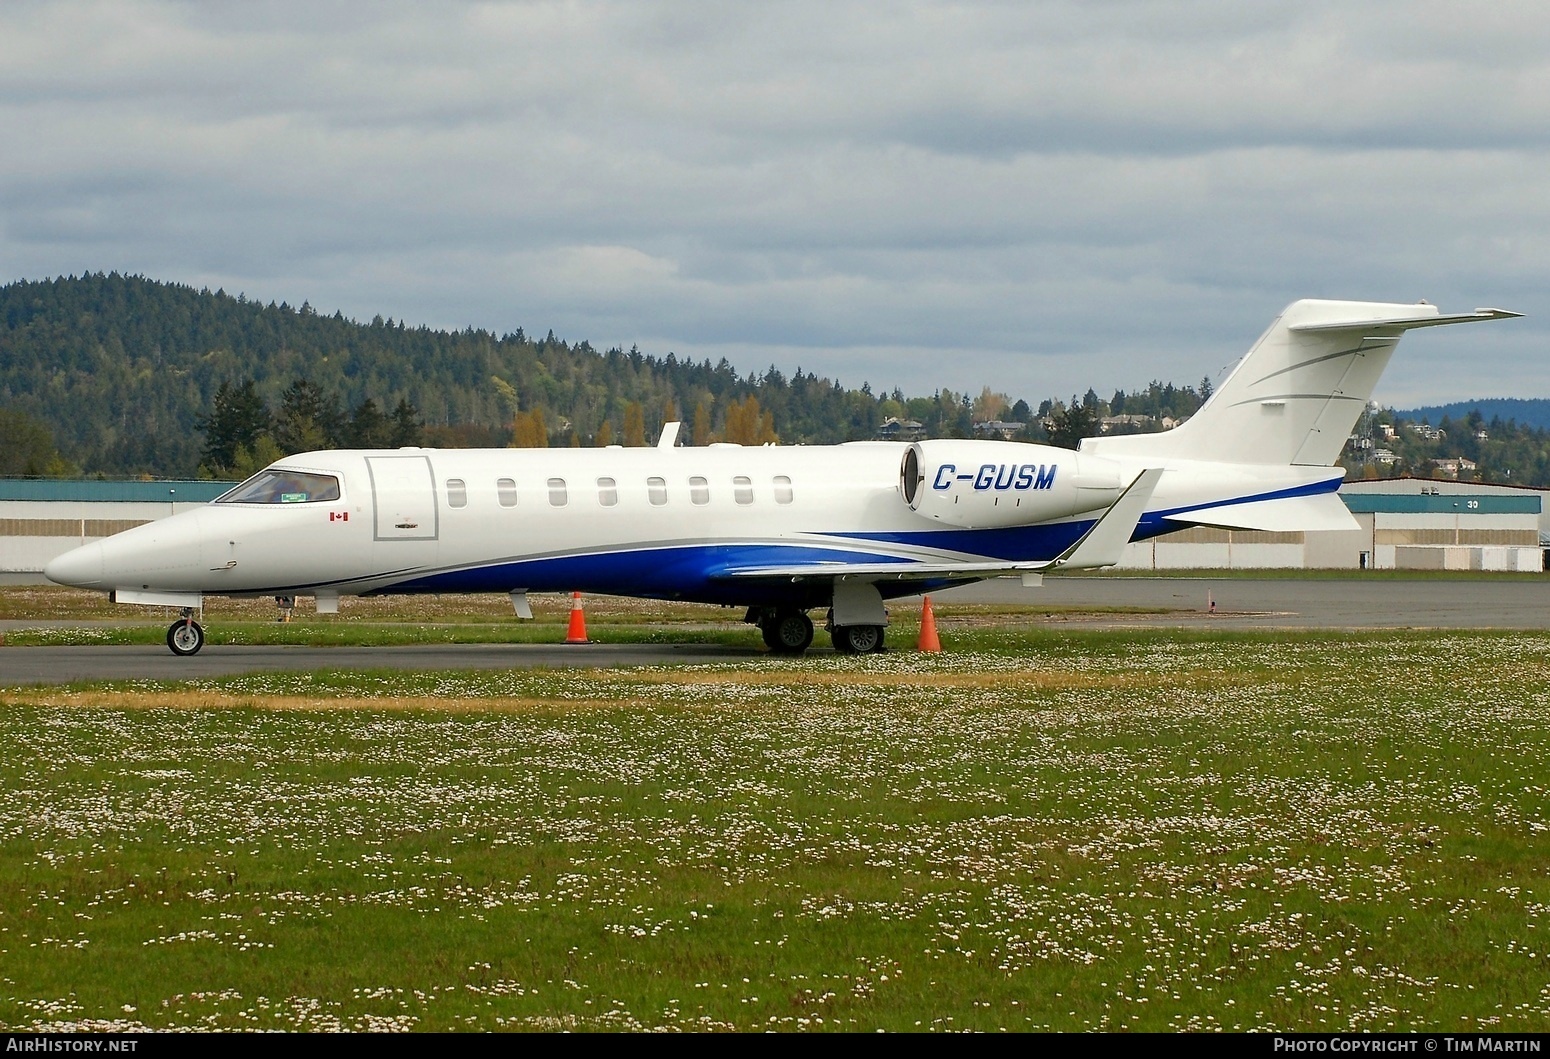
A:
[329,511,349,522]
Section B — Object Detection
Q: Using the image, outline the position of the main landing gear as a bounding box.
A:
[748,607,887,655]
[166,609,204,656]
[758,608,814,655]
[829,622,885,654]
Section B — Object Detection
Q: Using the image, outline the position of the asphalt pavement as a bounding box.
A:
[4,576,1549,686]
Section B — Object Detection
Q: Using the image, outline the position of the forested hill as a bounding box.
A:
[27,272,1537,485]
[0,273,944,476]
[1393,399,1550,433]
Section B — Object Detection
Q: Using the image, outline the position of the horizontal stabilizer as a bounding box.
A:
[1164,491,1358,533]
[1288,308,1521,333]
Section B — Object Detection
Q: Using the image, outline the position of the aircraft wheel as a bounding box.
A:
[759,619,782,652]
[765,610,813,654]
[167,618,205,657]
[832,624,884,654]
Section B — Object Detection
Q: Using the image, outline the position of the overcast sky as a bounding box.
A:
[2,0,1546,408]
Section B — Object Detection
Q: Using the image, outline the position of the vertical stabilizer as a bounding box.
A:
[1083,300,1519,466]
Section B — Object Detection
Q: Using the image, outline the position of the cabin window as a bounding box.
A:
[496,478,517,507]
[216,469,341,505]
[446,478,468,508]
[647,477,668,506]
[774,476,794,504]
[733,476,754,505]
[597,477,618,506]
[548,478,568,507]
[689,476,710,505]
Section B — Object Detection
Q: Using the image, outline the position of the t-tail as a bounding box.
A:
[1083,300,1520,467]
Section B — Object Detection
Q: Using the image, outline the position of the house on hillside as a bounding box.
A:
[1430,457,1477,479]
[971,420,1023,440]
[877,417,925,441]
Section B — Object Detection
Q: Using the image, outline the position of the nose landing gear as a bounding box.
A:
[166,609,205,656]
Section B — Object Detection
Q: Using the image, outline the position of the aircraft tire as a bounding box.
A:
[166,619,205,656]
[759,620,782,652]
[832,624,884,654]
[765,610,813,654]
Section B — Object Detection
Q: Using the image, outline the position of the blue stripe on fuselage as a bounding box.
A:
[378,478,1340,604]
[383,542,920,607]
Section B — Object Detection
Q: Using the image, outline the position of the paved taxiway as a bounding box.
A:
[3,577,1549,686]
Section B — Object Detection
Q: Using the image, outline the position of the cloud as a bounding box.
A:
[1,0,1546,408]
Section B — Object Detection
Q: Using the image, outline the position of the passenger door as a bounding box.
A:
[366,456,440,568]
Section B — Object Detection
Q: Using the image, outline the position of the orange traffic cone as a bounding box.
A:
[917,595,941,653]
[565,591,590,644]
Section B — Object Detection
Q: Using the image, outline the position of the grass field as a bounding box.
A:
[3,627,1550,1032]
[0,587,1173,648]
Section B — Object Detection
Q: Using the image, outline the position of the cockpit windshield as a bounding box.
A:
[215,469,342,505]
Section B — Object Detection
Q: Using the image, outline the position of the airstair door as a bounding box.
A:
[366,455,439,542]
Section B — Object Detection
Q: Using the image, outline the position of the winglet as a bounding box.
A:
[657,421,681,448]
[1052,468,1164,570]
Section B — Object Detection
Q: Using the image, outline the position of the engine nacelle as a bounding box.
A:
[900,440,1127,529]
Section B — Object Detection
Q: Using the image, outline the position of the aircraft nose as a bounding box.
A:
[45,541,106,588]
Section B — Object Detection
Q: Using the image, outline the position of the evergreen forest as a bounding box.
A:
[1,273,1545,487]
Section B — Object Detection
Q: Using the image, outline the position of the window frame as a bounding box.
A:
[214,469,342,505]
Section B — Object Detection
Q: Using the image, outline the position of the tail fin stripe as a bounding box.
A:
[1226,393,1364,408]
[1250,343,1384,385]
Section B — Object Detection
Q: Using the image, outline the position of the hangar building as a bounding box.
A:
[0,479,228,584]
[1118,477,1545,572]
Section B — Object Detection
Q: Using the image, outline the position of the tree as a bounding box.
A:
[692,401,712,446]
[622,401,646,446]
[972,386,1009,423]
[232,435,284,478]
[274,378,342,454]
[512,409,548,447]
[344,398,392,448]
[723,395,776,445]
[0,407,74,476]
[491,375,519,443]
[199,380,272,474]
[595,421,614,447]
[388,398,423,447]
[1046,396,1100,450]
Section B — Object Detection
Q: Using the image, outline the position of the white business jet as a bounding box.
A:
[45,299,1518,656]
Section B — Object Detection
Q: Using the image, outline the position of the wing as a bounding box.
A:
[708,468,1164,584]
